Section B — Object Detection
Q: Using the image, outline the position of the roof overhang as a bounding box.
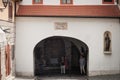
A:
[16,5,120,18]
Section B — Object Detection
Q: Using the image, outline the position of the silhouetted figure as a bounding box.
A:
[105,33,111,51]
[79,55,85,75]
[61,57,65,74]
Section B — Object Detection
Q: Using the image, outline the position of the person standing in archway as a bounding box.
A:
[79,55,85,75]
[61,56,65,74]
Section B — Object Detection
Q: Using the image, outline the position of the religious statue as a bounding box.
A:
[105,33,111,51]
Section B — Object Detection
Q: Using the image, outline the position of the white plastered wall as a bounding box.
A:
[20,0,115,5]
[15,17,120,77]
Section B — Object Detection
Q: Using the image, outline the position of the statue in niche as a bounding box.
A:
[104,32,111,51]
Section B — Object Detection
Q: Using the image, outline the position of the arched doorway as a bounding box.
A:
[34,36,89,76]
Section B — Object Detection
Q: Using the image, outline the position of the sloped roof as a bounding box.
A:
[16,5,120,18]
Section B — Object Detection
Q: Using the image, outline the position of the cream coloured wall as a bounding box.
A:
[0,8,8,21]
[0,0,8,20]
[0,0,2,6]
[20,0,116,5]
[0,1,15,22]
[15,17,120,77]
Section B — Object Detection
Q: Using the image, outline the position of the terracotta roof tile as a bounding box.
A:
[16,5,120,18]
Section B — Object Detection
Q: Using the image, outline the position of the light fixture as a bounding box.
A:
[2,0,9,8]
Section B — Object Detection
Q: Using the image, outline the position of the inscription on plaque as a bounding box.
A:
[55,22,67,30]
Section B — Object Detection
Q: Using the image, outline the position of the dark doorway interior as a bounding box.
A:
[34,36,89,76]
[43,37,65,75]
[71,43,80,75]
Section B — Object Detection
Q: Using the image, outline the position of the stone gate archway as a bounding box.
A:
[34,36,89,76]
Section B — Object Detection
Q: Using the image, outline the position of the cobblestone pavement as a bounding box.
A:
[15,74,120,80]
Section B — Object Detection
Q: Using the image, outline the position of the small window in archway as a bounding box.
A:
[104,31,112,54]
[60,0,73,4]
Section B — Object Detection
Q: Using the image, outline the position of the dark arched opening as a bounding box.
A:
[34,36,89,76]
